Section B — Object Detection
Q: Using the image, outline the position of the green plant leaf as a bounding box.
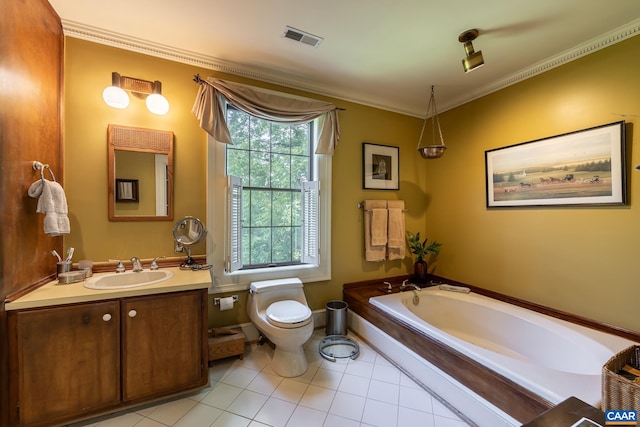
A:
[406,230,441,262]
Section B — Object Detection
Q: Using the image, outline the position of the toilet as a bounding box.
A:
[247,278,314,377]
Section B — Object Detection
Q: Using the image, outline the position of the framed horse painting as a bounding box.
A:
[485,121,626,208]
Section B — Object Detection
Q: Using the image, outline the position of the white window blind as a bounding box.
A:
[301,181,319,265]
[226,176,243,273]
[226,177,319,272]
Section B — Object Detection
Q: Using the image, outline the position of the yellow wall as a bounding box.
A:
[64,35,640,333]
[63,39,208,262]
[428,35,640,332]
[63,38,425,327]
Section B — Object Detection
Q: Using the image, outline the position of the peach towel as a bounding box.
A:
[370,208,388,246]
[363,200,387,261]
[387,200,405,260]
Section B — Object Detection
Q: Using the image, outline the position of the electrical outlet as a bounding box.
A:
[174,241,184,253]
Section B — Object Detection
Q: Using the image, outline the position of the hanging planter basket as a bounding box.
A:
[417,85,447,159]
[418,145,447,159]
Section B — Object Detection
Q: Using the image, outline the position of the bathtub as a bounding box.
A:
[363,286,635,424]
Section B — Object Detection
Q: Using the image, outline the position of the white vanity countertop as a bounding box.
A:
[5,267,212,310]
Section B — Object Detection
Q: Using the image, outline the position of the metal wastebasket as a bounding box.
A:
[325,300,348,336]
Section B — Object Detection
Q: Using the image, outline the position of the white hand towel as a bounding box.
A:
[28,179,70,236]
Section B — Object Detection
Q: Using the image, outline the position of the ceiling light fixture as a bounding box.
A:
[102,72,170,115]
[416,85,446,159]
[459,29,484,73]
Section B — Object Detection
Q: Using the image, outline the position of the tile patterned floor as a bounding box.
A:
[71,330,470,427]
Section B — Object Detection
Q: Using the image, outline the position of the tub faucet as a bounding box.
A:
[399,280,421,292]
[131,257,143,272]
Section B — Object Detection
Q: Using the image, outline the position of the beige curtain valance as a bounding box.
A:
[192,77,341,155]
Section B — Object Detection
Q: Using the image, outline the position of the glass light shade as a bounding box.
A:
[146,94,170,115]
[102,86,129,109]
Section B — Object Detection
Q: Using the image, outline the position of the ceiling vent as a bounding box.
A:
[283,26,323,48]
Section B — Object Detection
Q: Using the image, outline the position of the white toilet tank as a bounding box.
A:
[249,278,307,309]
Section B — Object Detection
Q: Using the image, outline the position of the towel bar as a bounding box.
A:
[357,201,407,212]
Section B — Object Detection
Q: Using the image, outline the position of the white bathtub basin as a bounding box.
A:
[84,270,174,290]
[369,287,634,407]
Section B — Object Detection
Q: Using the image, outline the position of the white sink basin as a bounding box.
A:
[84,270,175,290]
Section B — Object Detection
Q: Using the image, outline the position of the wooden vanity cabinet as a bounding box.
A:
[8,289,208,427]
[8,301,121,426]
[122,291,207,402]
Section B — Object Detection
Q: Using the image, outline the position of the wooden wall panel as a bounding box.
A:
[0,0,63,425]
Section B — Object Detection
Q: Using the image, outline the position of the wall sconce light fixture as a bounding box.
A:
[102,72,129,109]
[459,29,484,73]
[102,72,170,115]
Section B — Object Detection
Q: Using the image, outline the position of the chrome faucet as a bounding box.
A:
[399,279,421,292]
[131,257,143,272]
[109,259,126,273]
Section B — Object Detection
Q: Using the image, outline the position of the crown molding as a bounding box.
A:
[440,18,640,113]
[61,20,363,107]
[62,18,640,116]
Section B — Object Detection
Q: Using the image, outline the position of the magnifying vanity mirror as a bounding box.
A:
[108,124,174,221]
[173,216,208,268]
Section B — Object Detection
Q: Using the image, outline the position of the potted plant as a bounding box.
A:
[406,231,441,282]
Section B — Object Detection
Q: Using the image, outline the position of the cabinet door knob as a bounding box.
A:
[128,309,137,318]
[102,313,112,322]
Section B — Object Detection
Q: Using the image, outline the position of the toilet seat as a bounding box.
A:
[266,300,312,329]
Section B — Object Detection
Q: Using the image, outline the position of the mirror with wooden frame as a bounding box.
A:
[107,124,174,221]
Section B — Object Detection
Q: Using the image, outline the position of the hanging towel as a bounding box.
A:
[363,200,387,261]
[387,200,406,260]
[370,208,388,246]
[28,179,70,236]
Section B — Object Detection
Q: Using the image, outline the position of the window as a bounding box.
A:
[206,105,331,288]
[225,108,315,270]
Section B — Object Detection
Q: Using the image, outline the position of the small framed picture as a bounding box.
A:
[362,142,399,190]
[115,179,139,202]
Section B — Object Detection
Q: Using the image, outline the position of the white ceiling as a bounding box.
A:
[49,1,640,117]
